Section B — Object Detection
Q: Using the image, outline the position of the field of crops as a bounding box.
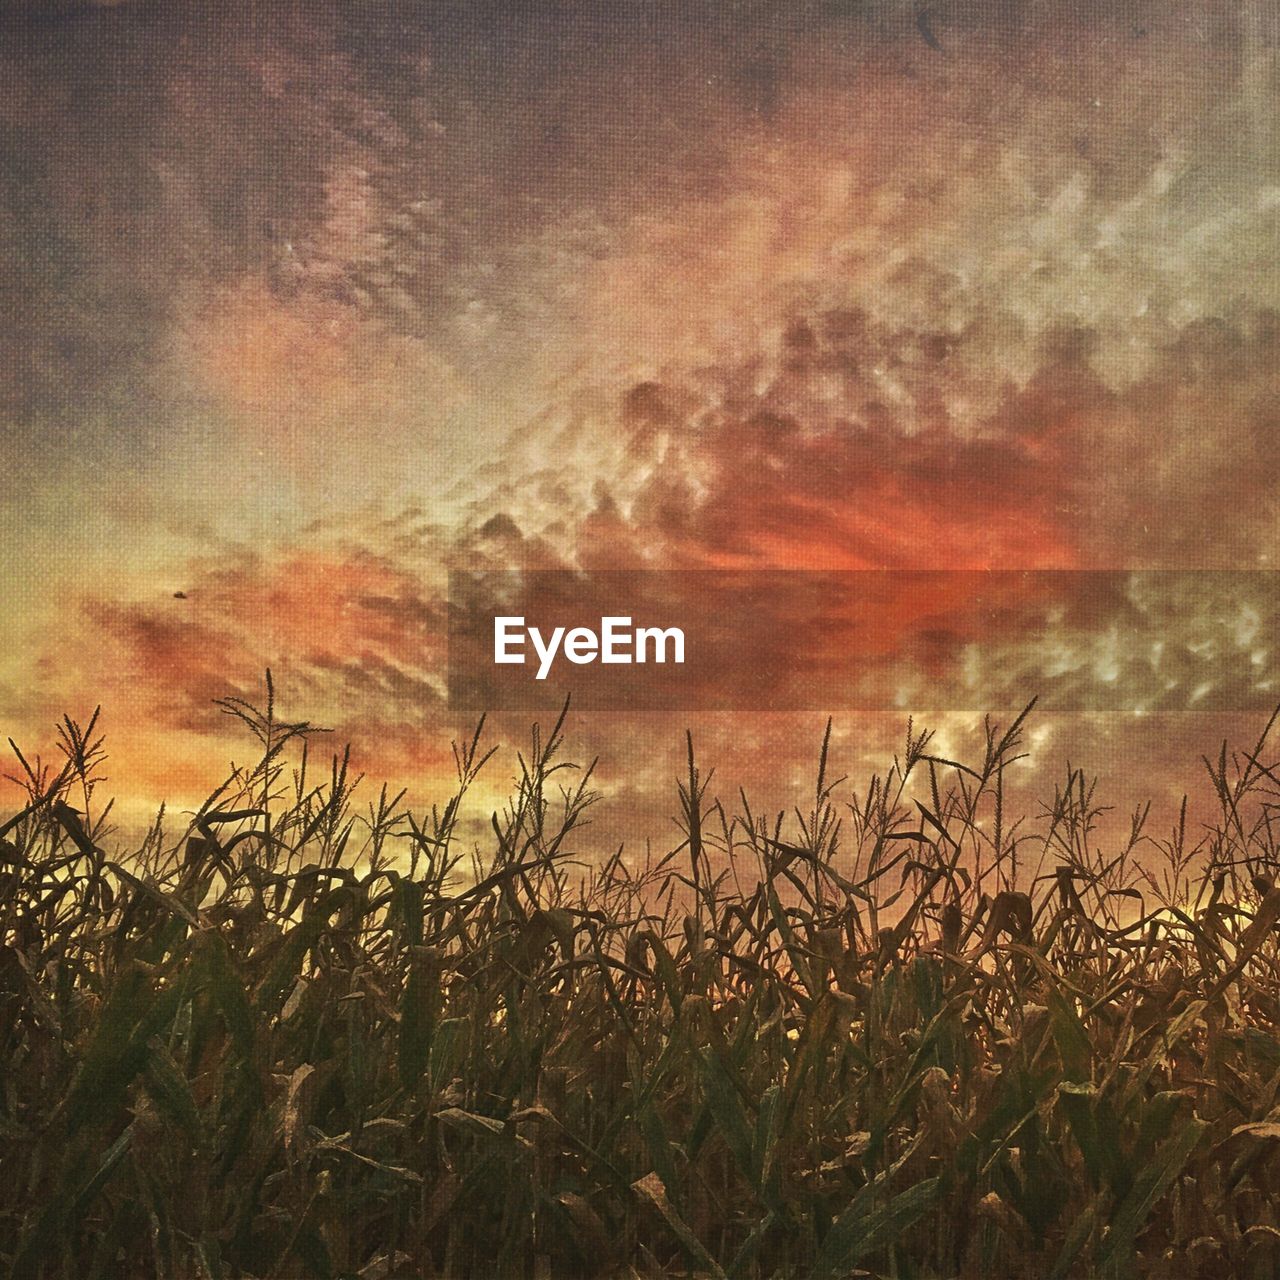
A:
[4,688,1280,1278]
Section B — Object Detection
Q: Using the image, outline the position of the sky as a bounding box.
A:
[3,0,1280,855]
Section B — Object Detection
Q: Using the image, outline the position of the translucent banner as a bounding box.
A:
[447,570,1280,712]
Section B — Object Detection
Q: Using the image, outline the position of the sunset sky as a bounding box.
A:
[3,0,1280,848]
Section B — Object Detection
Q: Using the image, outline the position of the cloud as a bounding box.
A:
[11,527,456,791]
[6,0,1280,842]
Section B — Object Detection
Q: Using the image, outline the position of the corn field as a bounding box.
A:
[5,687,1280,1278]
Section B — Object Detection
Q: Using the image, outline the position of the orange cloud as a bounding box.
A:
[184,277,466,470]
[17,539,455,804]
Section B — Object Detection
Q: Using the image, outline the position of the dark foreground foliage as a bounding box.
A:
[5,688,1280,1278]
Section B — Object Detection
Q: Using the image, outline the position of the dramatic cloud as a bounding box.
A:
[3,0,1279,850]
